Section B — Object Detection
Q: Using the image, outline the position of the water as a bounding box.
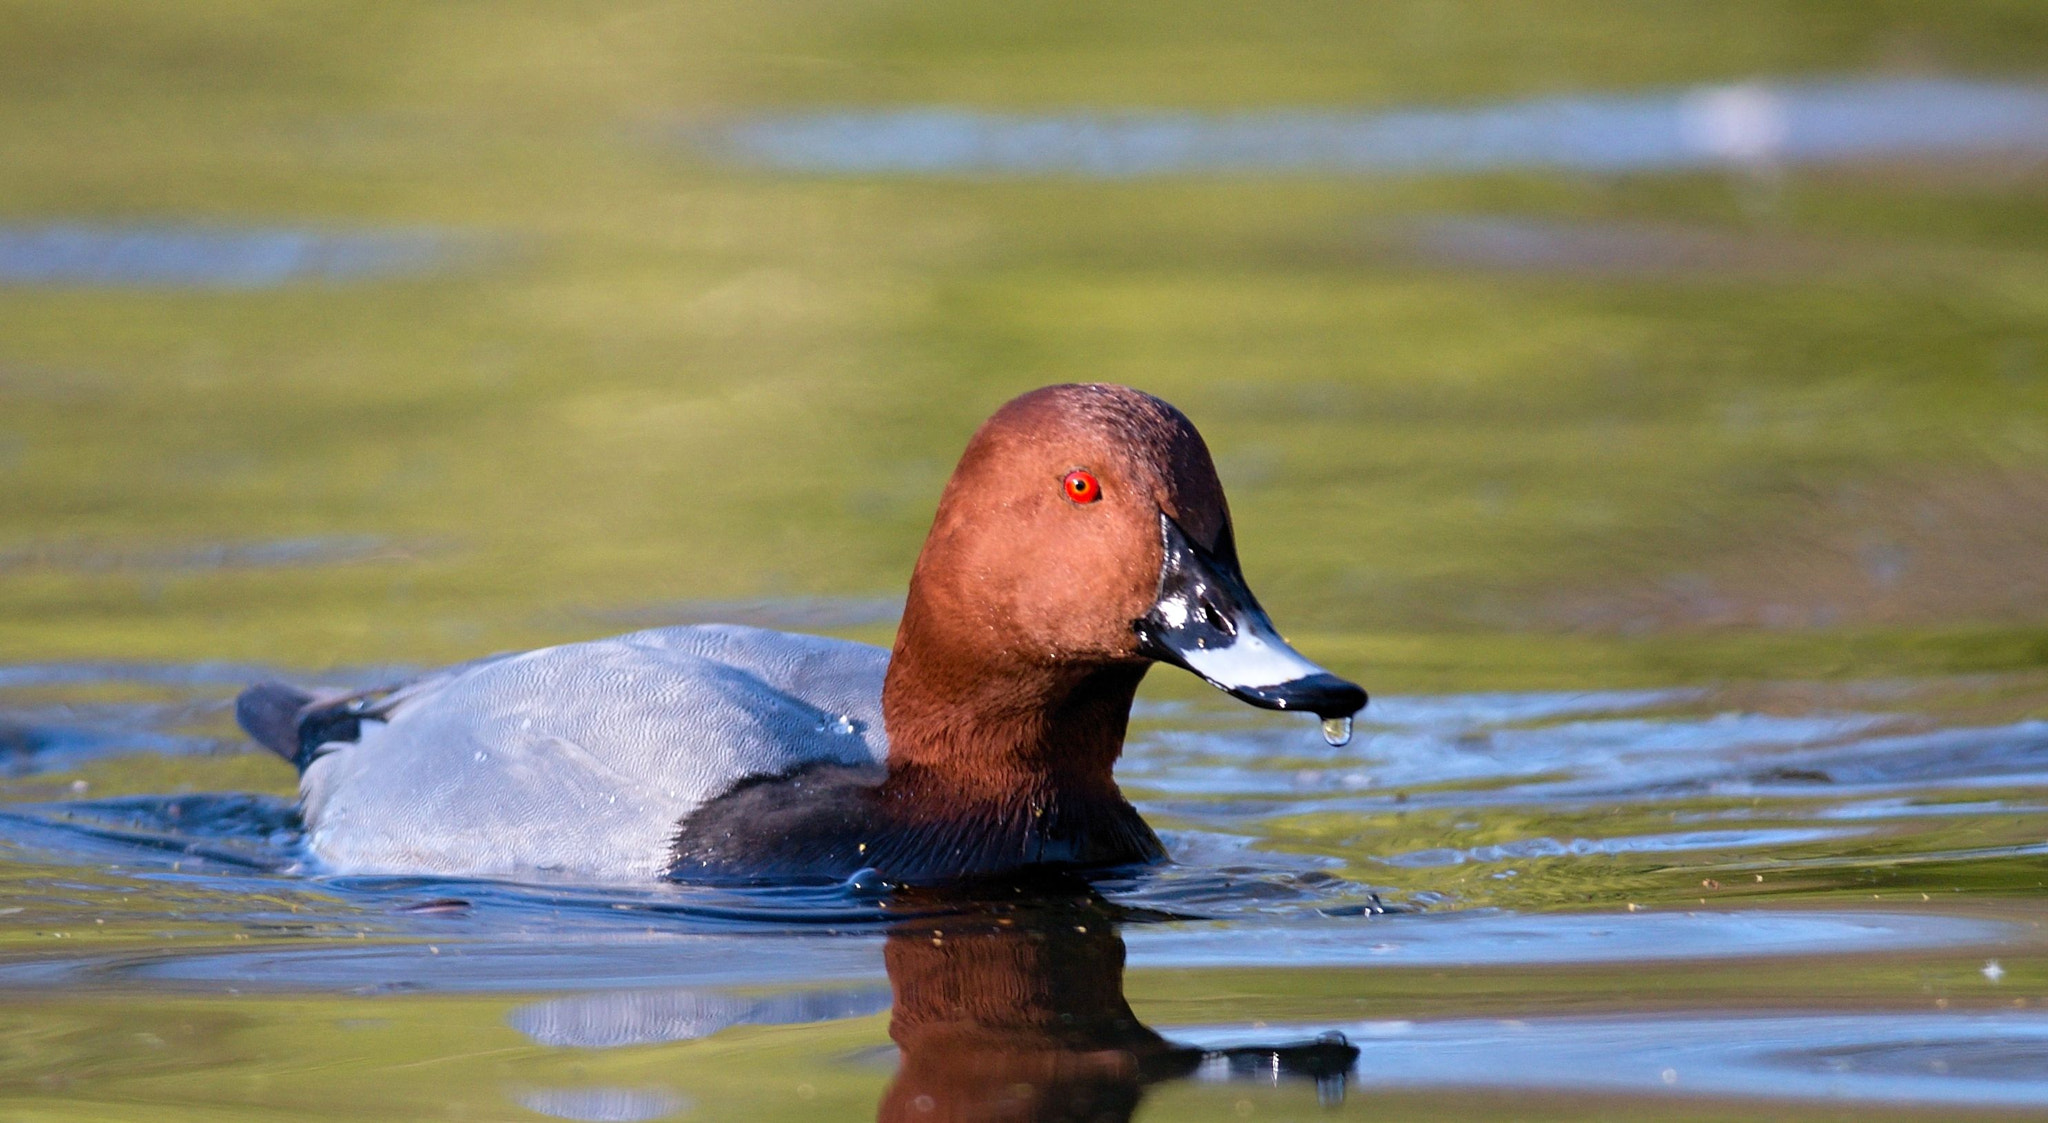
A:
[0,226,457,287]
[0,535,405,574]
[700,78,2048,177]
[1174,1014,2048,1108]
[5,4,2048,1119]
[2,665,2044,1119]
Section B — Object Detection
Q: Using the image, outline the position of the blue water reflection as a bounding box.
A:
[511,1087,690,1123]
[510,986,892,1046]
[0,226,452,287]
[1173,1012,2048,1109]
[706,79,2048,177]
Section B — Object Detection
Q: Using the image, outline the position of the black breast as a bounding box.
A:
[667,762,888,883]
[667,763,1166,885]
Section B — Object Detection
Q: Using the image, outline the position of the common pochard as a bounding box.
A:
[237,384,1366,883]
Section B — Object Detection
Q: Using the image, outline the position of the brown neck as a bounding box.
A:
[879,602,1147,812]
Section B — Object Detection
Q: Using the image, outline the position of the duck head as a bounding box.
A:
[884,384,1365,763]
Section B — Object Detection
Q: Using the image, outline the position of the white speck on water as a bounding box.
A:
[473,750,488,763]
[1984,960,2006,983]
[1683,83,1789,165]
[1322,716,1353,746]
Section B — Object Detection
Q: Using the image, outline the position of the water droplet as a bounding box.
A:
[1320,716,1353,747]
[819,714,859,735]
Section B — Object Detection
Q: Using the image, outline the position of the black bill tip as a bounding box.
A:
[1225,672,1368,720]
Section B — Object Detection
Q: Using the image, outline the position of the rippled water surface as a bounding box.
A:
[2,666,2044,1120]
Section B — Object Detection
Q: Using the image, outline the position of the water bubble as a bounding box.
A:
[1321,716,1353,747]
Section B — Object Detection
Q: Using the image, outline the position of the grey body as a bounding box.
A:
[298,625,890,882]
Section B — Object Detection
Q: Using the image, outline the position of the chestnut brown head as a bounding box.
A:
[893,384,1365,721]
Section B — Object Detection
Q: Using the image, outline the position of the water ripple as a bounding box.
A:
[1171,1012,2048,1108]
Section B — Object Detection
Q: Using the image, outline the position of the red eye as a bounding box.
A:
[1062,469,1101,504]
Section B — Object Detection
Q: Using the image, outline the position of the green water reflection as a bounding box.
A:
[0,2,2043,685]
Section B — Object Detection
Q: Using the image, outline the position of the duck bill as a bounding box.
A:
[1132,513,1367,720]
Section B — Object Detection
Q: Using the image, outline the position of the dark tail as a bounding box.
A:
[236,682,318,765]
[236,681,373,771]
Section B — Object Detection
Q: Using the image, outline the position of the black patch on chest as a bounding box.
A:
[667,762,890,883]
[667,764,1166,886]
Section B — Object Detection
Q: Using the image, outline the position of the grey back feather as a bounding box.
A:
[298,625,890,882]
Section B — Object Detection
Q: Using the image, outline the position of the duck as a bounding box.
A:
[235,384,1366,885]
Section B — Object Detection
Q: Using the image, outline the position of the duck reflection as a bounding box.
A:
[507,885,1357,1122]
[880,888,1356,1122]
